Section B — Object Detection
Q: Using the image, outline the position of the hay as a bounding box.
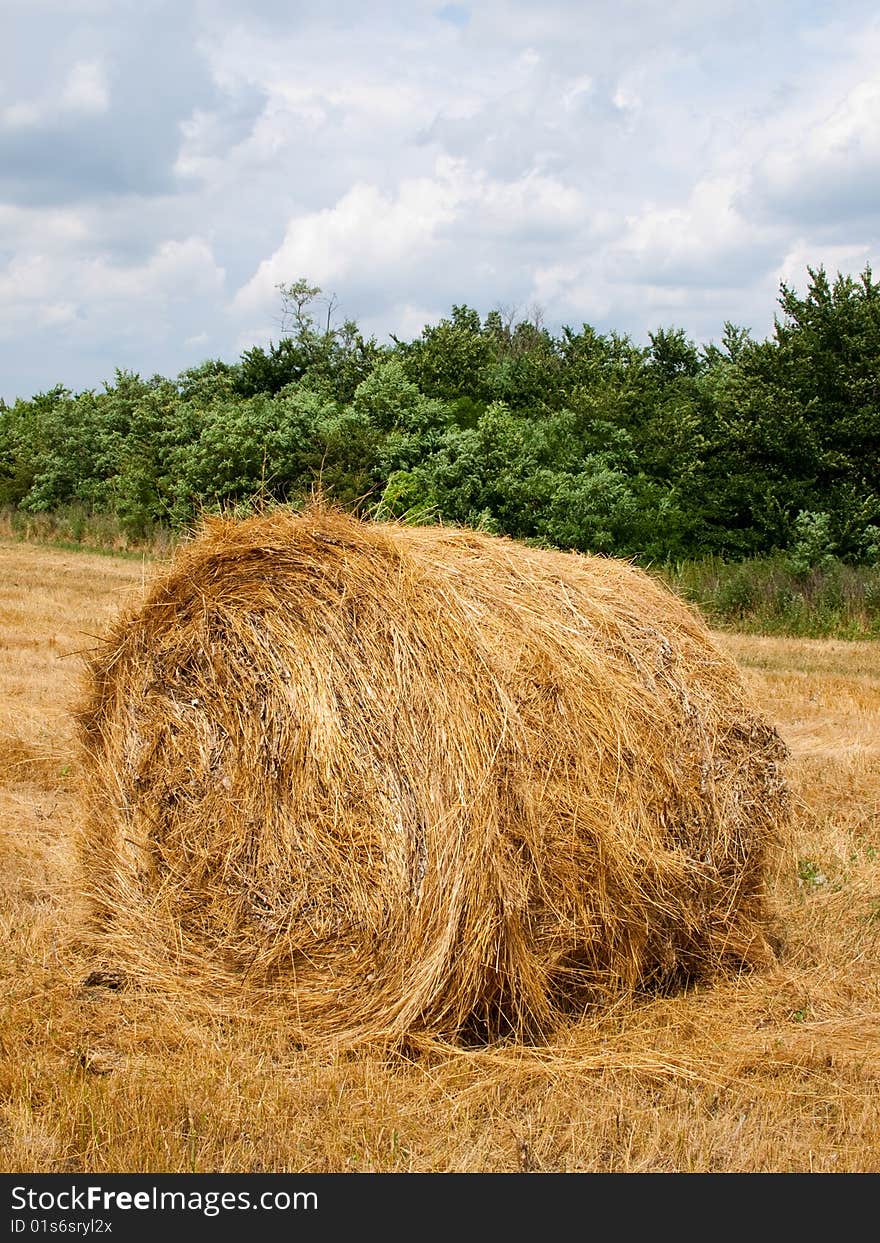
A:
[77,505,789,1044]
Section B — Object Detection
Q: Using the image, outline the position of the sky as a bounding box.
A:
[1,0,878,401]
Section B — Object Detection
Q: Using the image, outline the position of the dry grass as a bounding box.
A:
[1,536,878,1172]
[77,508,787,1045]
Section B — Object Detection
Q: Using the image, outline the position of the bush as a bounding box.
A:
[785,510,837,576]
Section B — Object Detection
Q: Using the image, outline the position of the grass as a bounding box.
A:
[661,554,880,638]
[0,504,174,558]
[1,539,879,1172]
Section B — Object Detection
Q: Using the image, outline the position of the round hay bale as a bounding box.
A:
[77,506,789,1043]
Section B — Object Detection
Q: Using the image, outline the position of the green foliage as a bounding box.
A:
[237,338,312,397]
[237,280,382,402]
[397,305,495,402]
[861,525,880,565]
[648,326,702,381]
[662,554,880,637]
[536,465,641,554]
[178,392,304,504]
[771,265,880,554]
[2,265,878,633]
[785,510,837,576]
[374,469,438,523]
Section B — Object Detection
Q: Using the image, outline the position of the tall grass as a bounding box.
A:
[659,555,880,638]
[0,504,174,556]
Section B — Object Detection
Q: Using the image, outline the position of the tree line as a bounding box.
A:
[1,266,878,568]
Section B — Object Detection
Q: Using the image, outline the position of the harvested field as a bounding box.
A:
[1,535,878,1172]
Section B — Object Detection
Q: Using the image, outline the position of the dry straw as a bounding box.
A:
[77,505,789,1045]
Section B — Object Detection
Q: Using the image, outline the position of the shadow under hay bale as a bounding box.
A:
[76,506,790,1045]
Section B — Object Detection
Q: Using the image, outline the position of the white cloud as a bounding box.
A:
[0,237,224,342]
[235,159,586,317]
[233,323,275,354]
[40,301,79,327]
[0,202,89,243]
[101,237,224,301]
[1,60,109,129]
[755,77,880,222]
[1,101,43,128]
[2,0,879,398]
[233,176,460,312]
[612,84,641,112]
[776,239,875,288]
[561,74,593,111]
[612,175,777,287]
[60,61,110,114]
[369,301,442,342]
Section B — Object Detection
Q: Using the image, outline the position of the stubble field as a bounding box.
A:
[1,539,878,1172]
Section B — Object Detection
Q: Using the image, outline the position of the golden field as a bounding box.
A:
[1,539,878,1173]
